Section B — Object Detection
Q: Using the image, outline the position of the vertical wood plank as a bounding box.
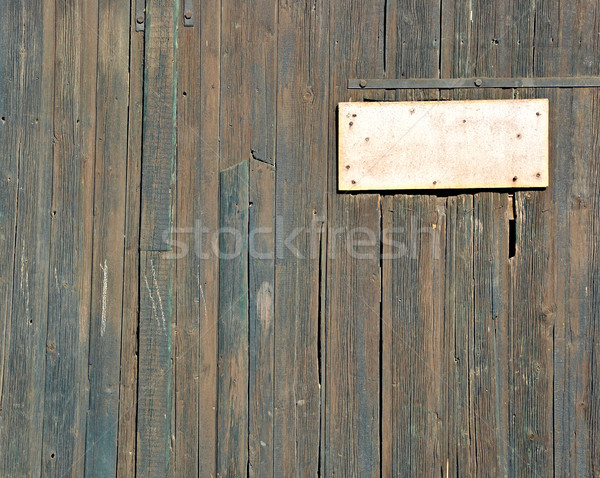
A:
[140,0,179,251]
[219,0,277,473]
[381,0,442,475]
[274,2,329,476]
[196,2,222,474]
[174,0,222,475]
[220,0,277,170]
[326,1,386,476]
[381,195,447,476]
[530,1,600,476]
[0,1,55,476]
[137,251,174,477]
[41,0,98,475]
[439,0,536,475]
[137,0,178,475]
[248,160,275,477]
[442,195,476,476]
[217,161,249,477]
[325,196,382,477]
[84,0,131,474]
[115,2,145,475]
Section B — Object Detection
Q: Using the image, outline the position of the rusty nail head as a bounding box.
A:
[359,79,368,88]
[136,15,144,23]
[184,11,192,19]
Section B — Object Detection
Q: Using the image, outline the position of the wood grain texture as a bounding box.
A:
[381,195,447,476]
[85,0,131,474]
[220,0,277,170]
[217,161,249,477]
[219,1,277,474]
[0,1,55,476]
[326,0,385,476]
[529,1,600,476]
[115,3,145,475]
[381,0,442,474]
[248,160,275,477]
[139,0,178,251]
[273,1,329,476]
[137,2,178,475]
[41,0,98,475]
[137,251,174,477]
[174,0,222,475]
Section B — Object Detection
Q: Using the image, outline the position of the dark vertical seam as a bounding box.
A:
[134,0,149,471]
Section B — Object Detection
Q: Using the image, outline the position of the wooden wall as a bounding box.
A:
[0,0,599,476]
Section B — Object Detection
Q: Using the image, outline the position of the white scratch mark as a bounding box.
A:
[100,260,108,337]
[151,260,166,330]
[143,274,159,327]
[198,267,208,323]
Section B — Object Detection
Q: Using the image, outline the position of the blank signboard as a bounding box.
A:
[338,98,549,191]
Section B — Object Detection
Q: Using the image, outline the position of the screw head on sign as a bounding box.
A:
[136,15,144,24]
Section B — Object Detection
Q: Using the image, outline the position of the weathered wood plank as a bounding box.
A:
[137,1,178,475]
[471,191,511,476]
[84,0,131,474]
[220,0,277,170]
[174,0,222,475]
[115,3,145,476]
[217,161,249,477]
[273,2,329,476]
[174,0,223,474]
[381,195,447,476]
[439,1,536,475]
[0,1,55,476]
[41,0,98,475]
[248,159,275,477]
[530,1,600,476]
[326,1,385,476]
[381,0,442,475]
[139,0,178,251]
[441,195,476,476]
[137,251,174,477]
[326,196,382,476]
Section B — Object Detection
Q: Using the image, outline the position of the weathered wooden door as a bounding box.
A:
[1,0,599,476]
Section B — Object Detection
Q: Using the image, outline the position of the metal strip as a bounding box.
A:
[183,0,194,27]
[135,0,145,32]
[349,77,600,89]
